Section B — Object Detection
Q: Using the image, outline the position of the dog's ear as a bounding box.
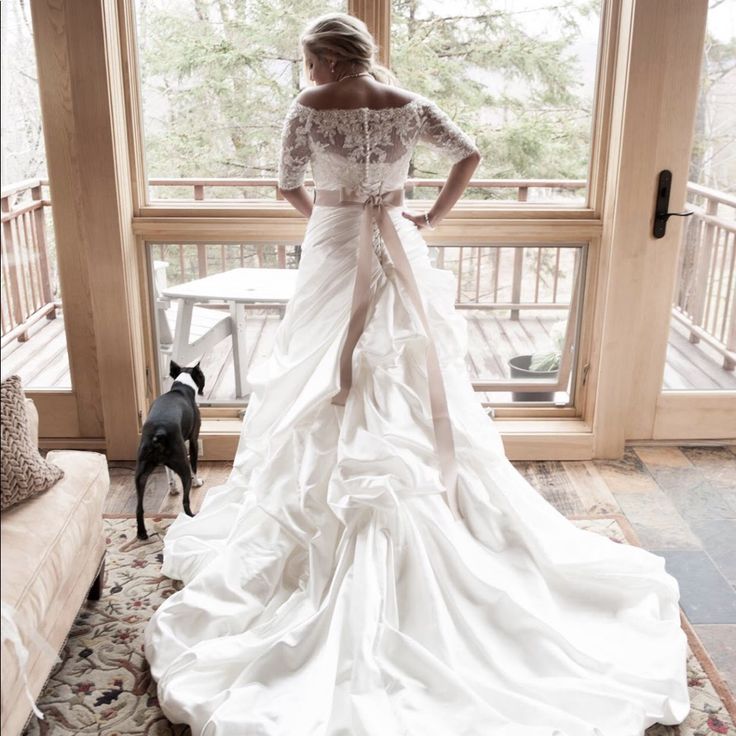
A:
[192,364,205,395]
[169,360,181,379]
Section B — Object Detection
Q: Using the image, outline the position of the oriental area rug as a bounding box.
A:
[21,515,736,736]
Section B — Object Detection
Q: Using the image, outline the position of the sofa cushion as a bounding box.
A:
[0,376,63,512]
[24,398,39,448]
[0,450,108,735]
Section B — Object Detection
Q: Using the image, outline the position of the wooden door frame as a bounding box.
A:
[30,0,146,458]
[589,0,733,453]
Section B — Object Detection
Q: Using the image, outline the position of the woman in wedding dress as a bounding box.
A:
[144,12,690,735]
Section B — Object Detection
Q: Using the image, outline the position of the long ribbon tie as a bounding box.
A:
[315,186,463,521]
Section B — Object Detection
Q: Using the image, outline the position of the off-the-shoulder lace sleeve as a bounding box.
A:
[277,100,311,190]
[418,99,479,164]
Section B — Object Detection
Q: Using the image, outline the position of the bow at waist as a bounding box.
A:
[313,186,463,522]
[314,187,405,209]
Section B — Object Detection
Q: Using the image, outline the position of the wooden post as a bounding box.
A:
[1,196,27,340]
[724,231,736,371]
[22,211,41,314]
[689,196,718,343]
[510,186,529,321]
[194,186,208,278]
[510,247,524,321]
[30,0,147,454]
[31,184,56,319]
[349,1,391,68]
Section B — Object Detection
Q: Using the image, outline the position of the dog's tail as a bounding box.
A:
[151,429,168,448]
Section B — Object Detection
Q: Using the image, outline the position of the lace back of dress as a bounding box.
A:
[277,97,479,195]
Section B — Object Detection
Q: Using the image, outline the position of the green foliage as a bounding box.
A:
[389,0,599,186]
[138,0,343,181]
[528,351,560,372]
[528,318,567,371]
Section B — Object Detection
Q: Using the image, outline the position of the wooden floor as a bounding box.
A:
[103,444,736,697]
[3,306,735,402]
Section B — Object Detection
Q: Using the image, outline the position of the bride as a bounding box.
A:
[144,12,690,735]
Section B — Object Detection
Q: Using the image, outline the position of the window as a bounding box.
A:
[134,0,346,202]
[391,0,603,204]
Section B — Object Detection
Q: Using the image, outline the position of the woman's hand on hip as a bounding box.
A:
[401,210,435,230]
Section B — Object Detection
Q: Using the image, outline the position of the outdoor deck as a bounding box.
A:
[3,178,733,406]
[4,304,734,405]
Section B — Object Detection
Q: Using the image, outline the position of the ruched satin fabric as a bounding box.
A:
[144,204,690,735]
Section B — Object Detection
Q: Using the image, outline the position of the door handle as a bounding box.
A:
[653,169,693,238]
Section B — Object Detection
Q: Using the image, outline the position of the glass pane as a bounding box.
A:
[135,0,346,202]
[148,240,585,407]
[429,243,586,405]
[147,242,301,403]
[1,1,72,390]
[662,3,736,391]
[391,0,603,204]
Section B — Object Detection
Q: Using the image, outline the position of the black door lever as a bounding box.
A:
[653,169,693,238]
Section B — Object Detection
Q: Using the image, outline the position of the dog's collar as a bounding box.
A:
[173,372,200,394]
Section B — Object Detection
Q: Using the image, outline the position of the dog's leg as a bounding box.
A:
[134,461,157,540]
[188,433,204,487]
[165,466,179,495]
[166,448,194,518]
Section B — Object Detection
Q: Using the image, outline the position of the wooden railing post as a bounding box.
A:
[676,206,699,312]
[31,184,56,320]
[1,195,28,340]
[193,186,208,277]
[688,196,718,343]
[510,247,524,321]
[510,186,529,320]
[196,244,208,278]
[725,270,735,371]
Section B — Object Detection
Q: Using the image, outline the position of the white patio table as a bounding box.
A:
[160,267,300,398]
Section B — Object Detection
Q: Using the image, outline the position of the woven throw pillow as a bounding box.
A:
[1,375,63,512]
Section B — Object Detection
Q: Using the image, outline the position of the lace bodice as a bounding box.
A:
[277,95,478,193]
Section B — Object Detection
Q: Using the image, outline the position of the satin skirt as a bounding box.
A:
[144,204,690,735]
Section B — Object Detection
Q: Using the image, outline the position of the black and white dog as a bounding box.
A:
[135,360,205,540]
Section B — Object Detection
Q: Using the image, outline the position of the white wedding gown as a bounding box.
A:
[144,95,690,735]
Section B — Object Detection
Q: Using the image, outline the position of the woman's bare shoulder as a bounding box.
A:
[295,83,421,111]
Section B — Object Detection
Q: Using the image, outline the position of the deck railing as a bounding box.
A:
[2,177,733,374]
[674,183,736,370]
[1,179,56,346]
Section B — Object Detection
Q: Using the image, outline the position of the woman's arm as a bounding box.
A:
[277,186,313,219]
[401,150,481,230]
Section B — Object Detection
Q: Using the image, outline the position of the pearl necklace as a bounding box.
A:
[335,71,371,82]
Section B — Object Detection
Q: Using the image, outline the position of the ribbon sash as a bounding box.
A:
[314,187,463,521]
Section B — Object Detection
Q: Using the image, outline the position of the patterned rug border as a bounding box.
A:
[94,512,736,726]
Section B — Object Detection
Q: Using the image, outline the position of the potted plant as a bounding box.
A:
[508,320,566,401]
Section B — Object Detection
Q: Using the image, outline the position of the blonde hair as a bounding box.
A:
[300,12,398,86]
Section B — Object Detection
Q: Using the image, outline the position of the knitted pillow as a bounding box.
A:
[0,375,63,512]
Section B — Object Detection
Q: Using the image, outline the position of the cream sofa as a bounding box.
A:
[0,398,109,736]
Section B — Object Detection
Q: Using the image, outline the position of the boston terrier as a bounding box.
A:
[135,360,205,540]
